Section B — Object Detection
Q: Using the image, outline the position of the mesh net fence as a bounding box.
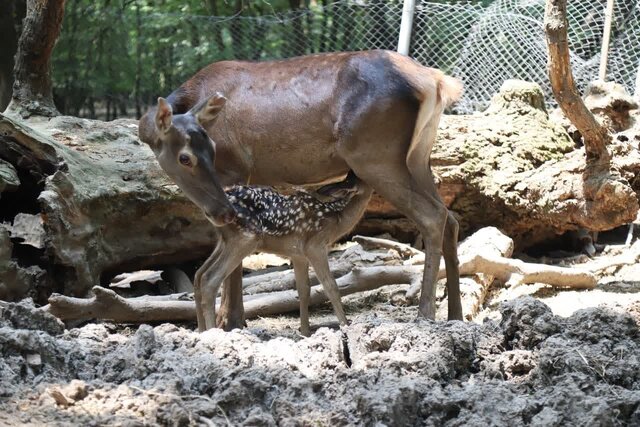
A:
[53,0,640,118]
[410,0,640,112]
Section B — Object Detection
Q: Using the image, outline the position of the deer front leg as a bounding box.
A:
[305,248,348,327]
[193,249,221,332]
[217,264,246,331]
[292,257,311,336]
[200,242,251,331]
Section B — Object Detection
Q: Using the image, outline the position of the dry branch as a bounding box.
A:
[544,0,611,162]
[44,227,597,324]
[405,226,596,301]
[458,254,596,289]
[352,235,423,258]
[45,287,196,323]
[45,267,424,323]
[242,262,352,295]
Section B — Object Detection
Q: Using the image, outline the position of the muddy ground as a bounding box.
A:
[1,237,640,426]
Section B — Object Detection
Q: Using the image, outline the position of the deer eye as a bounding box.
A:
[179,154,192,167]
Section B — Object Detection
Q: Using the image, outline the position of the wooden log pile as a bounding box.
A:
[45,227,638,325]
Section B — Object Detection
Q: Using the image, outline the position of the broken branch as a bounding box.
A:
[352,235,423,258]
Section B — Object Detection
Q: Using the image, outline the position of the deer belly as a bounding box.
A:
[249,140,349,186]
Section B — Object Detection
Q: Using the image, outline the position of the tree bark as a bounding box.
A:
[0,0,26,111]
[5,0,65,118]
[0,113,216,301]
[544,0,611,163]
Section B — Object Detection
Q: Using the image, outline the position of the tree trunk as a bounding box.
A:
[544,0,611,163]
[5,0,65,118]
[0,0,26,111]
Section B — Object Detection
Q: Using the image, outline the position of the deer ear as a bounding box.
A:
[192,92,227,127]
[156,97,173,133]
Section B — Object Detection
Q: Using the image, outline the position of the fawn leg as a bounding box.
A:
[200,239,253,330]
[305,249,348,327]
[292,257,311,336]
[193,249,221,332]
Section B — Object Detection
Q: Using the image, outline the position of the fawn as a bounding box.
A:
[194,172,372,336]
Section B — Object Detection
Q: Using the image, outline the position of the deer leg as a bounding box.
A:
[304,248,348,327]
[443,212,462,320]
[292,257,311,336]
[343,162,448,320]
[200,238,254,331]
[217,264,246,331]
[193,247,223,332]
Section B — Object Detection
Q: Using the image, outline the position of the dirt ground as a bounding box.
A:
[1,235,640,426]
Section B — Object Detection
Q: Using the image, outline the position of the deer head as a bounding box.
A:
[149,93,236,226]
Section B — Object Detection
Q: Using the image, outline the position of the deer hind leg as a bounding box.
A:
[217,264,246,331]
[411,109,463,321]
[304,247,348,327]
[340,153,448,320]
[443,212,462,320]
[292,257,311,336]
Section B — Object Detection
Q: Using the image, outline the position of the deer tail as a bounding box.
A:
[404,67,463,191]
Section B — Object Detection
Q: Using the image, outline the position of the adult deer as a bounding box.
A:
[139,50,463,329]
[195,172,371,334]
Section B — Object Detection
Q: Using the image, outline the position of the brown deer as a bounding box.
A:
[195,172,371,334]
[139,50,463,329]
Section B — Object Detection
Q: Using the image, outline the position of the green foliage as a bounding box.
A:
[52,0,500,119]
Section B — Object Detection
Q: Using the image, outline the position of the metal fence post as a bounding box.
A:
[397,0,416,55]
[598,0,615,80]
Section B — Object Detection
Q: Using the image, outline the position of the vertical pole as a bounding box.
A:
[397,0,415,55]
[598,0,615,81]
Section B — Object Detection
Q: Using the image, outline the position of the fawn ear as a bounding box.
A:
[156,97,173,133]
[192,92,227,127]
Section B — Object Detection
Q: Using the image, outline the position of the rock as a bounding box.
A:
[484,79,548,115]
[61,380,88,402]
[10,213,46,249]
[0,158,19,193]
[0,299,65,335]
[499,297,562,349]
[25,353,42,367]
[584,80,638,132]
[134,324,158,359]
[161,268,193,294]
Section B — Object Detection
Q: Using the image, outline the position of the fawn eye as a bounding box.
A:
[179,154,192,167]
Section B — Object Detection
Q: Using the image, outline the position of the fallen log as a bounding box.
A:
[364,80,639,247]
[45,287,196,323]
[45,267,423,323]
[45,227,599,324]
[0,114,215,301]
